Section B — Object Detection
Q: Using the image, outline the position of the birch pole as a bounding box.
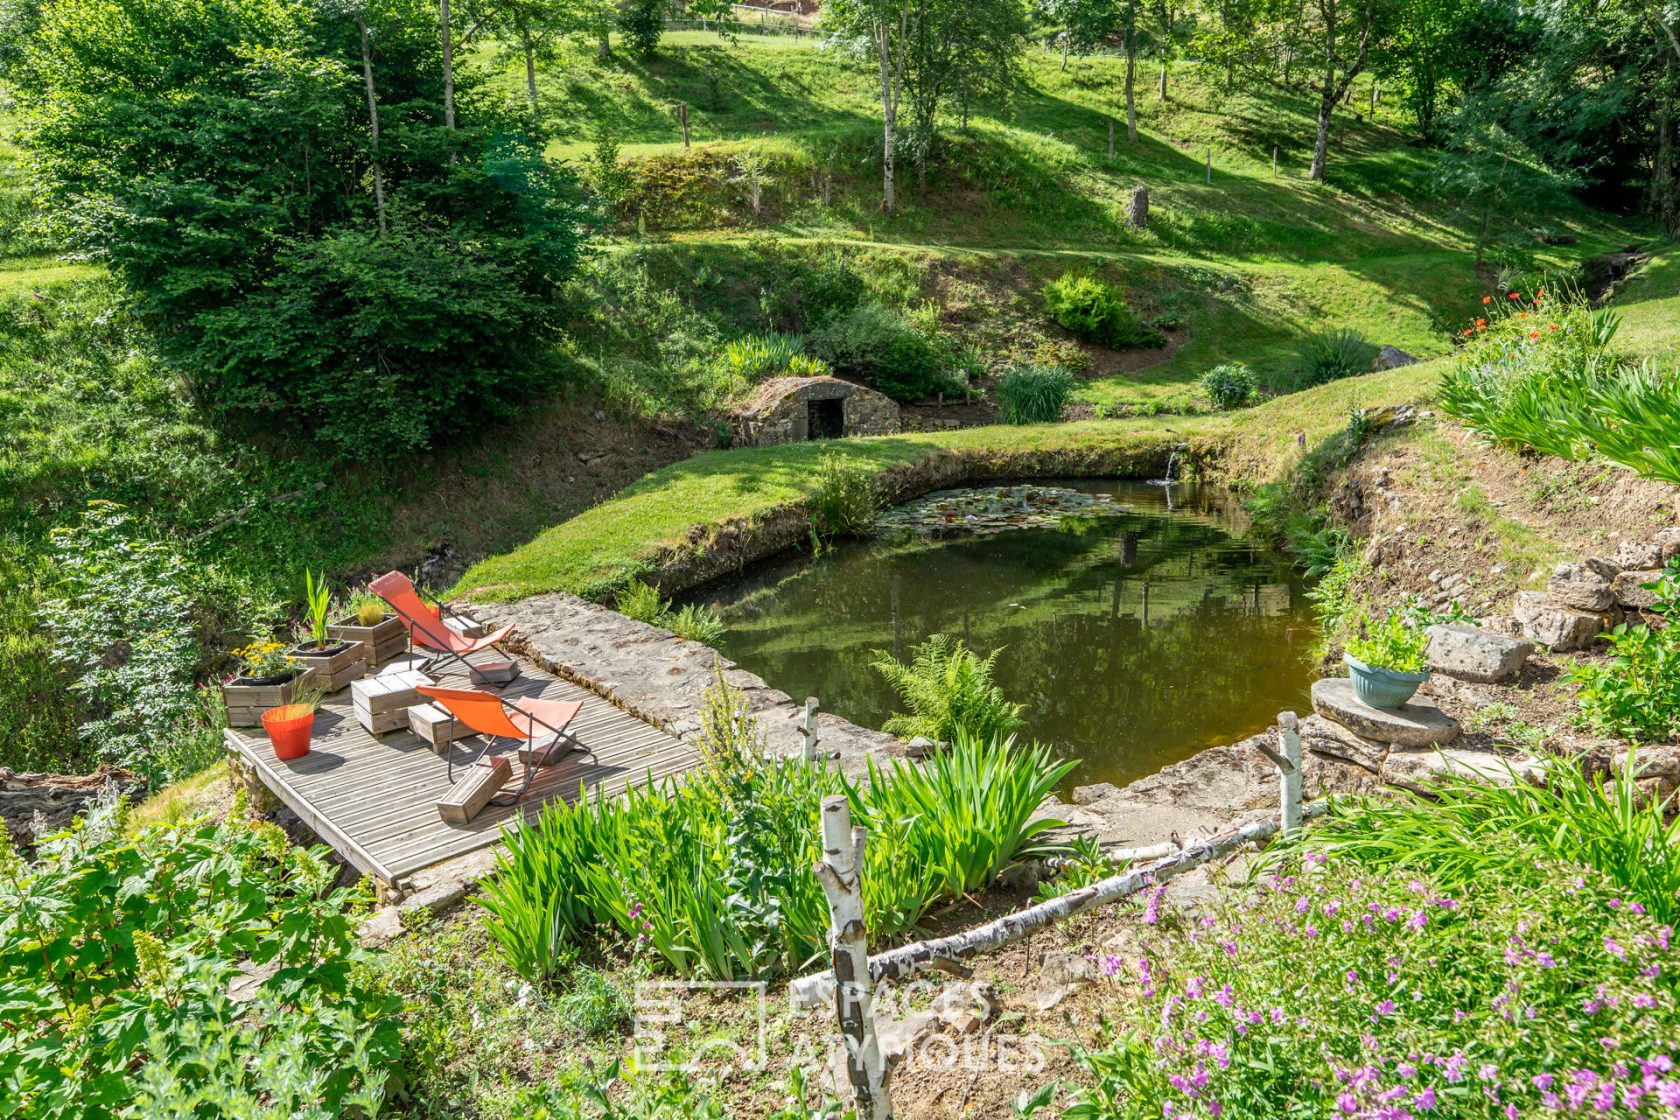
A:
[1254,711,1303,836]
[792,800,1329,1007]
[356,14,388,234]
[813,796,891,1119]
[803,697,821,761]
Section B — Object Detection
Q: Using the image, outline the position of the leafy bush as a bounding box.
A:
[993,363,1073,424]
[1042,273,1164,350]
[1568,563,1680,743]
[36,501,232,782]
[811,451,879,537]
[1198,362,1257,410]
[806,303,943,401]
[553,968,633,1040]
[0,794,400,1119]
[723,332,806,377]
[1287,327,1378,388]
[1067,848,1680,1119]
[1342,604,1430,673]
[871,634,1026,743]
[1315,750,1680,924]
[476,672,1067,982]
[613,581,726,645]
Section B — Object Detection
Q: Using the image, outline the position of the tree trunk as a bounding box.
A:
[1158,59,1167,99]
[357,15,388,234]
[1128,184,1148,228]
[1061,35,1069,71]
[1310,86,1334,180]
[598,31,611,60]
[439,0,456,133]
[872,11,905,215]
[813,798,893,1119]
[522,25,540,122]
[1658,60,1678,238]
[1124,42,1138,143]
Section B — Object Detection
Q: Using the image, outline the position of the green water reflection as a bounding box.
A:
[691,480,1319,791]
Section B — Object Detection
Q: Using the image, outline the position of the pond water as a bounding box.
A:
[690,480,1320,792]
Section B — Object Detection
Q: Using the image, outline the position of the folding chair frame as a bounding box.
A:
[444,696,591,808]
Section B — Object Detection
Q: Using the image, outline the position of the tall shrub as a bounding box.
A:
[16,0,589,459]
[806,304,942,401]
[1042,272,1163,350]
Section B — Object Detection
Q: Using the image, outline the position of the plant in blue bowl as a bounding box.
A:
[1342,606,1431,709]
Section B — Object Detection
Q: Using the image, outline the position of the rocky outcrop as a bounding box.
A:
[1547,560,1617,612]
[1513,590,1613,651]
[1310,679,1461,748]
[1612,570,1663,611]
[1373,345,1418,370]
[2,766,139,848]
[1425,622,1531,683]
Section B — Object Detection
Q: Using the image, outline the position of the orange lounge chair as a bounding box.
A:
[418,685,587,807]
[368,570,517,683]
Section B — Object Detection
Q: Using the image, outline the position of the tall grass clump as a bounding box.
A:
[993,362,1073,424]
[722,331,805,377]
[1285,327,1376,388]
[613,580,726,645]
[810,450,879,537]
[1438,289,1680,485]
[1314,750,1680,924]
[871,634,1025,743]
[476,669,1069,983]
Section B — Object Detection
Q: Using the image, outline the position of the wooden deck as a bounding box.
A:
[224,656,697,885]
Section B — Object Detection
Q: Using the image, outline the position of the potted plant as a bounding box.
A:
[261,682,327,762]
[327,585,408,669]
[1343,607,1431,709]
[289,570,366,690]
[222,639,311,727]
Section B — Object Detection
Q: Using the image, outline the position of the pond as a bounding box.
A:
[690,480,1321,792]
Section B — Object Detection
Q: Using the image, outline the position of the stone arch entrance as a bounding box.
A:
[731,376,901,446]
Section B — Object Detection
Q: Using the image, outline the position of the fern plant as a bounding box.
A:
[870,634,1026,743]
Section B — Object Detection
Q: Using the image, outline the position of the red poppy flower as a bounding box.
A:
[1529,331,1540,339]
[1508,292,1520,299]
[1463,329,1473,336]
[1518,312,1527,319]
[1476,318,1486,327]
[1548,323,1560,330]
[1482,295,1493,305]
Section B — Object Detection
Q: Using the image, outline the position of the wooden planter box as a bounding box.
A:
[290,640,366,693]
[222,669,316,728]
[326,614,408,669]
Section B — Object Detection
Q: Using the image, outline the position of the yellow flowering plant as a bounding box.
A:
[232,640,297,679]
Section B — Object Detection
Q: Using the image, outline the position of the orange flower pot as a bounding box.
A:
[262,703,316,761]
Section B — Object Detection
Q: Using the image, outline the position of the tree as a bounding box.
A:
[902,0,1027,185]
[825,0,914,213]
[1303,0,1381,180]
[17,0,591,458]
[1433,93,1574,265]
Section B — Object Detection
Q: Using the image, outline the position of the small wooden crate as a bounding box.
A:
[290,641,366,693]
[437,755,510,823]
[326,615,408,669]
[470,659,521,686]
[444,612,490,640]
[351,669,434,736]
[221,669,316,728]
[408,702,471,754]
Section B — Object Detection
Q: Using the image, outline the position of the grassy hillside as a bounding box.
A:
[479,32,1633,409]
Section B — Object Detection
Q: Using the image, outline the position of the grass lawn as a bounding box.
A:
[453,359,1439,602]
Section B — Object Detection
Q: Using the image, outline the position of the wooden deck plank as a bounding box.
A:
[226,657,696,883]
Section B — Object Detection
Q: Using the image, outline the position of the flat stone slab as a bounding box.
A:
[1311,678,1460,748]
[1426,622,1531,684]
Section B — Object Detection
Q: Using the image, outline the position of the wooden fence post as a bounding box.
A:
[679,103,691,148]
[803,697,821,761]
[1256,711,1303,836]
[814,797,891,1119]
[1272,145,1278,176]
[1205,147,1212,184]
[1107,119,1115,159]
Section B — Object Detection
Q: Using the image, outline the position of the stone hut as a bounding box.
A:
[732,376,901,446]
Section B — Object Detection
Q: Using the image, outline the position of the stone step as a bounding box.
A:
[1310,677,1460,748]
